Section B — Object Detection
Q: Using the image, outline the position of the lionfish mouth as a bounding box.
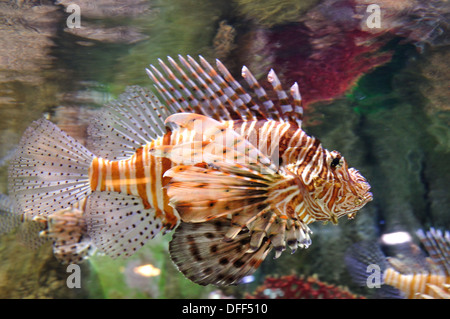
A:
[360,190,373,207]
[349,168,373,207]
[345,188,372,220]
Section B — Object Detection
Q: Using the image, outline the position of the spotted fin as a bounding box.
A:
[8,118,94,217]
[169,218,272,286]
[85,191,171,258]
[148,55,304,126]
[87,85,171,160]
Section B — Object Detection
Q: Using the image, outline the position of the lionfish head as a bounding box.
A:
[328,150,373,220]
[307,150,373,223]
[345,167,373,212]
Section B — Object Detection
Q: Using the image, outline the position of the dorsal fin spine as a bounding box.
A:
[197,56,248,120]
[177,55,222,120]
[241,66,281,121]
[147,55,303,127]
[145,68,181,114]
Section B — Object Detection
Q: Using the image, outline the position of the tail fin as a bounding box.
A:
[8,118,94,217]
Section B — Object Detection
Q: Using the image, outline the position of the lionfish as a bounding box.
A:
[345,228,450,299]
[0,194,95,264]
[9,55,372,285]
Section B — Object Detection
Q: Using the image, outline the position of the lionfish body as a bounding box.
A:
[345,228,450,299]
[9,56,372,285]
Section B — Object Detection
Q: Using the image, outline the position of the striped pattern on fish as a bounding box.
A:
[384,268,449,299]
[87,132,186,229]
[9,55,372,285]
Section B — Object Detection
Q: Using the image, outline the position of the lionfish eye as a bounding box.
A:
[330,156,342,169]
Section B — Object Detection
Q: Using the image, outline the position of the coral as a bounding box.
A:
[239,0,394,108]
[239,0,449,108]
[246,274,365,299]
[266,24,392,107]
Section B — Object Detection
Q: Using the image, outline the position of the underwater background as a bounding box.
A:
[0,0,448,299]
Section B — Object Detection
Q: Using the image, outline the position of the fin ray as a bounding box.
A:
[85,191,170,258]
[148,55,303,123]
[416,228,450,276]
[8,119,93,216]
[165,165,270,223]
[169,218,272,286]
[87,86,170,160]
